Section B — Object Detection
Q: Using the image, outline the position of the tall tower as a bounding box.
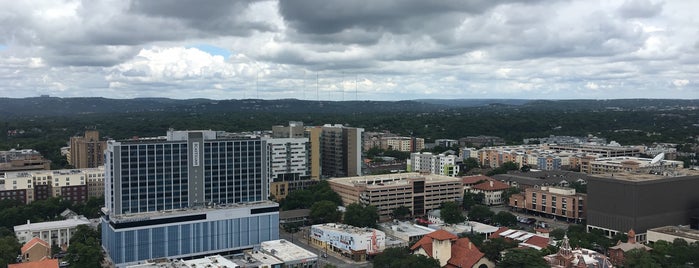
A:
[70,130,106,168]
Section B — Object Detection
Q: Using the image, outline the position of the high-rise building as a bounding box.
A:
[69,130,107,168]
[317,124,363,178]
[101,130,279,267]
[264,137,314,200]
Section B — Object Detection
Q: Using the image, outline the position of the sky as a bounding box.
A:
[0,0,697,101]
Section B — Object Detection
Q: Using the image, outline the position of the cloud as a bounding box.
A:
[672,79,689,87]
[617,0,664,18]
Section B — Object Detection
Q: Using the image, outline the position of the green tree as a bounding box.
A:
[440,202,465,224]
[493,211,517,227]
[500,187,520,204]
[467,205,494,222]
[497,248,547,268]
[392,205,411,220]
[481,237,519,263]
[624,248,659,268]
[463,157,480,170]
[462,192,485,210]
[310,201,342,224]
[0,230,20,267]
[64,225,102,268]
[372,247,440,268]
[344,203,379,228]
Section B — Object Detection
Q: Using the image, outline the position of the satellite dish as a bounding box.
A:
[650,152,665,165]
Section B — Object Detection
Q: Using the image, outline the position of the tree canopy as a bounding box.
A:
[440,202,465,224]
[392,205,411,220]
[467,205,494,223]
[463,191,485,210]
[344,203,379,228]
[64,225,103,268]
[497,248,548,268]
[310,201,342,224]
[372,247,440,268]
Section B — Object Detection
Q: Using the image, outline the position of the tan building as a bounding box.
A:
[316,124,363,178]
[647,225,699,244]
[69,130,107,168]
[328,173,463,219]
[580,156,683,174]
[3,167,102,204]
[470,179,511,205]
[411,229,494,268]
[509,186,586,222]
[20,237,51,262]
[0,149,51,176]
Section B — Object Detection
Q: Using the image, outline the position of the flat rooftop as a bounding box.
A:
[329,172,460,187]
[312,223,382,236]
[107,200,278,222]
[260,239,317,262]
[649,226,699,241]
[14,217,91,232]
[379,221,433,238]
[591,170,699,182]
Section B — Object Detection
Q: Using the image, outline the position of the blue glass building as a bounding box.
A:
[101,130,279,267]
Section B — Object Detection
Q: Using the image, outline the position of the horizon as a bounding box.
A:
[1,1,697,100]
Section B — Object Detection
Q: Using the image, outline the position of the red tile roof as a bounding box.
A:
[447,238,485,268]
[462,175,491,185]
[427,229,458,241]
[8,259,59,268]
[410,235,434,255]
[472,179,510,191]
[21,237,50,253]
[490,227,550,250]
[410,230,458,253]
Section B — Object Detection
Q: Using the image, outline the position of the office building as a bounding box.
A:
[328,173,463,219]
[586,171,699,242]
[70,130,107,168]
[101,130,279,267]
[509,186,587,222]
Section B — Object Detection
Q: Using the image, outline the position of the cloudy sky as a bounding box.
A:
[0,0,697,100]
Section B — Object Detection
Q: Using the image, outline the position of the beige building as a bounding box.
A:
[647,225,699,244]
[69,130,107,168]
[20,237,51,262]
[411,229,493,268]
[581,156,683,174]
[328,173,463,219]
[3,167,103,204]
[509,186,587,222]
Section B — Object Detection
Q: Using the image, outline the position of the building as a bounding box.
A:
[647,225,699,244]
[537,155,562,171]
[410,229,494,268]
[0,149,51,176]
[493,170,591,190]
[488,227,551,250]
[462,175,490,191]
[469,179,510,206]
[328,173,463,219]
[435,139,458,148]
[69,130,107,168]
[310,223,385,261]
[408,152,460,177]
[317,124,363,178]
[608,229,651,266]
[20,237,51,262]
[2,167,103,204]
[379,220,434,245]
[264,137,312,200]
[101,130,279,267]
[8,259,59,268]
[272,121,306,139]
[586,172,699,242]
[508,186,587,222]
[544,235,612,268]
[544,144,642,158]
[382,136,425,152]
[258,239,318,267]
[459,136,505,148]
[14,216,91,247]
[581,156,683,174]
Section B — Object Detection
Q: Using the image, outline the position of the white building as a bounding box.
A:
[14,216,91,247]
[310,223,386,259]
[408,152,460,177]
[259,239,318,266]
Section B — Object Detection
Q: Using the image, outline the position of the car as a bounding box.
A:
[525,218,537,225]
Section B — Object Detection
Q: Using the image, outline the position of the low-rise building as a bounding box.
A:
[2,167,104,204]
[508,186,587,222]
[647,225,699,244]
[259,239,318,267]
[469,179,510,206]
[0,149,51,176]
[379,220,434,245]
[14,216,91,247]
[582,156,683,174]
[544,235,612,268]
[410,229,494,268]
[8,259,59,268]
[309,223,385,261]
[20,237,51,262]
[608,229,651,267]
[489,227,551,250]
[328,173,463,219]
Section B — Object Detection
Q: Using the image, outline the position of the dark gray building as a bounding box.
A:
[586,172,699,242]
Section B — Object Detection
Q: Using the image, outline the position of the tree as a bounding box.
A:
[498,248,548,268]
[467,205,494,222]
[463,157,480,171]
[344,203,379,228]
[493,211,517,227]
[372,247,440,268]
[501,161,519,171]
[500,187,520,204]
[0,230,20,267]
[481,237,519,263]
[624,248,659,268]
[63,225,102,268]
[463,192,485,210]
[310,201,342,224]
[392,206,411,220]
[440,202,465,224]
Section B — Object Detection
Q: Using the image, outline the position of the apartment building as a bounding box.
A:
[69,130,107,168]
[2,167,104,204]
[328,173,463,219]
[408,152,460,177]
[316,124,363,178]
[508,186,587,222]
[263,137,311,200]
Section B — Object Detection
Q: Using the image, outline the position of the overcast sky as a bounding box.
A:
[0,0,697,100]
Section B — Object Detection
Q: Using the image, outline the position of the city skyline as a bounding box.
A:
[0,0,697,100]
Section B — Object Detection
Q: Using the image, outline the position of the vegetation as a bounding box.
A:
[481,237,519,263]
[493,211,518,227]
[462,191,485,210]
[0,227,21,267]
[365,147,411,161]
[467,205,495,223]
[343,203,379,228]
[486,161,520,176]
[391,205,411,220]
[631,239,699,267]
[439,202,465,224]
[372,247,440,268]
[500,187,520,204]
[279,181,342,210]
[63,225,103,268]
[309,201,342,224]
[497,248,548,268]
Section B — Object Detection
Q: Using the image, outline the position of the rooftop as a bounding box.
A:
[329,172,460,188]
[648,225,699,241]
[590,170,699,182]
[472,179,510,191]
[108,200,278,222]
[8,259,59,268]
[14,217,90,232]
[379,221,433,238]
[312,223,382,236]
[182,255,239,268]
[260,239,318,262]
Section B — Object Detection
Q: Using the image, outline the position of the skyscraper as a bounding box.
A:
[101,130,279,267]
[69,130,106,168]
[318,124,363,178]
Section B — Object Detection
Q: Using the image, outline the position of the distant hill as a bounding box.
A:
[415,99,532,107]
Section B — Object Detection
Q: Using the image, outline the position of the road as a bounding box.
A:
[279,227,373,268]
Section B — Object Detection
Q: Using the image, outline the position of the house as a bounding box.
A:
[608,229,651,266]
[8,259,59,268]
[20,237,51,262]
[410,229,494,268]
[470,179,510,205]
